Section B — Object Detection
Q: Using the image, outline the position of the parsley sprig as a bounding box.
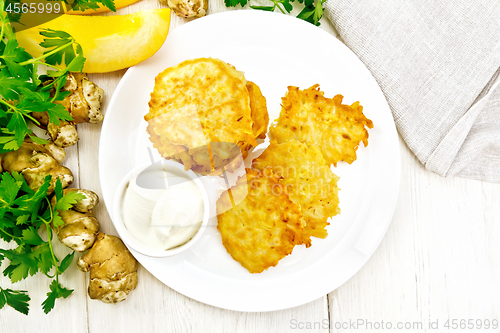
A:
[0,173,85,314]
[225,0,326,26]
[0,287,30,315]
[0,0,85,153]
[70,0,117,12]
[0,0,115,315]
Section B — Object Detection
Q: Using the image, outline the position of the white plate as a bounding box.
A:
[99,10,400,312]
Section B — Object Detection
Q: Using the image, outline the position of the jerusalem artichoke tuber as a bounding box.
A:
[77,233,139,303]
[52,192,139,303]
[51,189,100,252]
[32,72,104,148]
[0,139,73,193]
[161,0,208,18]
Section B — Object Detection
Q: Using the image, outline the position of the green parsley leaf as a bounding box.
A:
[312,0,325,26]
[250,5,274,11]
[54,178,64,201]
[11,171,33,194]
[54,191,86,211]
[52,211,64,229]
[0,2,15,39]
[224,0,247,7]
[38,29,72,43]
[225,0,325,25]
[42,280,73,314]
[28,134,49,145]
[70,0,116,12]
[0,39,33,78]
[282,0,293,13]
[58,252,74,274]
[21,227,44,246]
[34,242,54,275]
[0,172,22,217]
[64,54,85,73]
[0,216,15,230]
[52,188,86,228]
[51,90,71,103]
[71,0,100,10]
[16,87,51,102]
[99,0,116,11]
[297,0,325,26]
[13,175,50,214]
[15,86,73,125]
[46,102,73,124]
[0,215,16,243]
[297,5,315,22]
[0,135,18,152]
[15,214,29,225]
[0,287,30,315]
[39,29,79,66]
[16,96,56,115]
[1,249,39,283]
[0,68,32,100]
[3,0,22,24]
[6,110,31,149]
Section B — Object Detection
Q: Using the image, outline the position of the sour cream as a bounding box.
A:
[121,170,204,251]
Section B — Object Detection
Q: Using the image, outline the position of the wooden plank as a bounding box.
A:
[0,232,89,333]
[86,276,328,333]
[81,2,330,332]
[0,144,88,332]
[0,59,89,329]
[329,137,500,332]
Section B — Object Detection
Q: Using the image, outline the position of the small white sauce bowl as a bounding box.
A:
[112,161,210,257]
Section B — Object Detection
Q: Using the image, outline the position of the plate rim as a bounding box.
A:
[99,9,401,312]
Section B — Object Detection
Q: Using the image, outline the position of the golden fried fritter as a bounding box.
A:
[146,58,269,175]
[252,140,340,247]
[247,81,269,140]
[270,84,373,166]
[145,58,255,147]
[216,168,304,273]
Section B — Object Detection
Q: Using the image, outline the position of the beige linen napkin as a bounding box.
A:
[324,0,500,182]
